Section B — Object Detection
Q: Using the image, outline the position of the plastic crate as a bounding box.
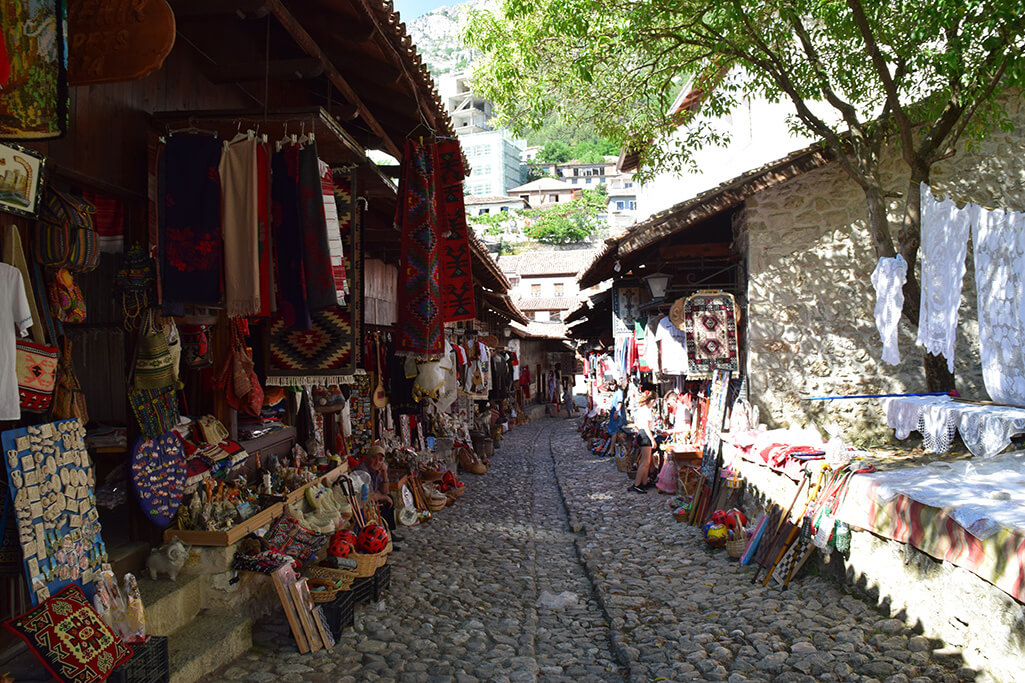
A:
[320,590,355,639]
[351,576,374,605]
[373,564,391,601]
[109,635,169,683]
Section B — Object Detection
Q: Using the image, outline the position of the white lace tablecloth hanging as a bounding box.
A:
[871,255,908,365]
[916,184,972,372]
[883,395,1025,457]
[971,205,1025,408]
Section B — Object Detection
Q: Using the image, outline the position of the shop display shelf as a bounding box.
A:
[162,464,348,546]
[373,564,391,601]
[350,576,375,605]
[109,635,169,683]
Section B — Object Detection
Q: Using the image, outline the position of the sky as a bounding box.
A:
[392,0,453,19]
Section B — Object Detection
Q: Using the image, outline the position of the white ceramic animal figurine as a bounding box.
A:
[146,540,189,581]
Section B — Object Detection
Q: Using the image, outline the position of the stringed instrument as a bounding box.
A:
[372,332,388,408]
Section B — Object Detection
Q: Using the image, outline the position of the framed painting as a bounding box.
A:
[0,141,45,218]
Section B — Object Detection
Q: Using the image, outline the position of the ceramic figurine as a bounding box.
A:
[146,540,189,581]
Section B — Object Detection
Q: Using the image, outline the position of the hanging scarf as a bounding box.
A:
[256,141,273,317]
[320,159,348,302]
[395,139,443,357]
[159,135,223,310]
[220,136,261,317]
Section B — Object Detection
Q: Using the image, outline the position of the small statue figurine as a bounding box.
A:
[146,540,189,581]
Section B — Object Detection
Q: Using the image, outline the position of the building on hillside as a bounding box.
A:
[465,195,528,216]
[533,157,621,187]
[466,195,530,243]
[507,177,579,209]
[605,174,639,231]
[498,248,598,322]
[521,145,544,163]
[439,72,493,133]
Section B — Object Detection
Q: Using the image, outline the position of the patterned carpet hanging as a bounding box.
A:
[265,168,362,385]
[395,139,443,357]
[435,140,476,322]
[681,290,740,377]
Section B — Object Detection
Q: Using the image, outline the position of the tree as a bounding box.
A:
[537,141,572,163]
[466,0,1025,390]
[523,186,608,244]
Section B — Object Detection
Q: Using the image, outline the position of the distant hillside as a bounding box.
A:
[405,0,490,83]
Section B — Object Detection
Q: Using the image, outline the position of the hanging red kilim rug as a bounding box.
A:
[3,584,133,683]
[395,139,443,357]
[682,291,740,377]
[265,168,362,385]
[435,140,476,322]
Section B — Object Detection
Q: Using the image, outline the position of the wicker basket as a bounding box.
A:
[672,510,688,522]
[306,563,357,591]
[421,469,443,482]
[351,550,386,577]
[427,497,447,512]
[450,486,465,498]
[307,577,342,603]
[726,534,747,559]
[615,456,631,473]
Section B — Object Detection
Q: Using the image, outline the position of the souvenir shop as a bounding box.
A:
[0,2,528,680]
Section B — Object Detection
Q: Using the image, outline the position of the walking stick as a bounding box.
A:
[751,472,808,583]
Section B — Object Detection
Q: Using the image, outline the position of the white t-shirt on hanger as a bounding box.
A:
[655,316,689,375]
[1,264,34,420]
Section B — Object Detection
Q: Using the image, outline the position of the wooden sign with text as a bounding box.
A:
[68,0,176,85]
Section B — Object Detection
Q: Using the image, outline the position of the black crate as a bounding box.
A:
[373,564,391,601]
[109,635,170,683]
[320,590,355,639]
[351,576,374,605]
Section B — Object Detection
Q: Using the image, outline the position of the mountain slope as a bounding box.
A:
[405,0,490,83]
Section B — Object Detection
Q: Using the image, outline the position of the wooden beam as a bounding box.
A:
[333,20,376,43]
[266,0,401,159]
[171,0,272,20]
[207,58,325,83]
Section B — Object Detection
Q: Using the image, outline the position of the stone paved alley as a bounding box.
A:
[211,419,973,683]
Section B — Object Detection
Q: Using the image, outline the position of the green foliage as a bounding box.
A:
[522,186,608,244]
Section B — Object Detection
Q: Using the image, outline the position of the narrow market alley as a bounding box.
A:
[209,419,972,683]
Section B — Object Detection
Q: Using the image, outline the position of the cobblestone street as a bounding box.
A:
[211,419,973,683]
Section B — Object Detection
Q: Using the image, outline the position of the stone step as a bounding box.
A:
[168,610,252,683]
[137,572,204,637]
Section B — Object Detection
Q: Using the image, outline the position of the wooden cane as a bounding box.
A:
[751,473,808,583]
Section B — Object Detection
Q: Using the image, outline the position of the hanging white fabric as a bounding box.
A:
[915,183,972,372]
[871,254,907,365]
[971,204,1025,407]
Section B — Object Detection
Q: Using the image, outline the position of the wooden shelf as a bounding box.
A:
[163,463,349,547]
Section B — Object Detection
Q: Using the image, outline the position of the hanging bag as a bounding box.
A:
[51,336,89,423]
[215,318,263,417]
[15,339,59,413]
[134,310,176,390]
[127,309,180,438]
[47,267,87,323]
[35,188,100,272]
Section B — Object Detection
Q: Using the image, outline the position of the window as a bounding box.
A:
[527,311,536,321]
[500,206,509,212]
[550,310,562,322]
[616,201,625,211]
[571,178,578,184]
[625,182,634,188]
[480,208,490,214]
[585,178,592,184]
[549,194,559,202]
[531,283,541,295]
[520,194,530,203]
[629,201,637,210]
[554,283,564,297]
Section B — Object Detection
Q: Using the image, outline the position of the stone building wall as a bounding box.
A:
[743,93,1025,441]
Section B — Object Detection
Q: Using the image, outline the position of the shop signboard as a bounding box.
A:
[611,286,641,338]
[68,0,175,85]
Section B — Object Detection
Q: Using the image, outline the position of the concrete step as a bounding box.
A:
[168,610,252,683]
[109,541,150,579]
[137,572,204,637]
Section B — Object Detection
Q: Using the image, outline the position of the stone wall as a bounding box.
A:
[743,93,1025,440]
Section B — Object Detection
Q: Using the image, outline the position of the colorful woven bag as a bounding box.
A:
[128,385,180,439]
[35,188,100,272]
[15,339,59,413]
[134,310,176,390]
[47,268,86,323]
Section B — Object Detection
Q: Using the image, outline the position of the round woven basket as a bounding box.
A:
[421,469,443,482]
[615,456,631,473]
[726,537,747,559]
[427,497,447,512]
[351,550,385,577]
[307,577,342,603]
[306,563,357,591]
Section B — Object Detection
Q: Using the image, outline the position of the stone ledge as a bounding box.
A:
[732,455,1024,683]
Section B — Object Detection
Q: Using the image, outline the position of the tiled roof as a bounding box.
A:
[515,296,576,311]
[497,247,599,277]
[507,177,576,193]
[465,195,523,205]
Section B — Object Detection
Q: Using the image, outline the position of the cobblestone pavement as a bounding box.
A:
[211,419,975,683]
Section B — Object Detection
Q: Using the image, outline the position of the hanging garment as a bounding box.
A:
[82,190,125,254]
[256,142,273,317]
[220,136,261,317]
[2,226,44,344]
[160,135,223,310]
[395,139,443,357]
[871,255,907,366]
[435,140,476,322]
[1,264,33,420]
[655,316,689,375]
[916,184,971,372]
[972,205,1025,407]
[270,144,311,329]
[319,159,347,302]
[297,143,338,312]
